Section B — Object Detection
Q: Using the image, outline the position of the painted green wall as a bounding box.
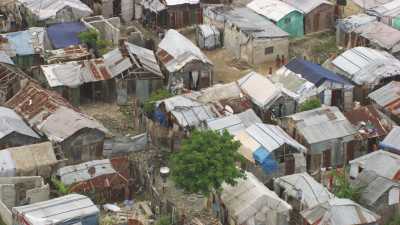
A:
[276,11,304,38]
[392,17,400,31]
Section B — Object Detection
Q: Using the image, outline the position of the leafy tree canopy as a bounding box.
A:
[170,130,245,195]
[331,169,363,202]
[78,28,112,56]
[299,98,321,112]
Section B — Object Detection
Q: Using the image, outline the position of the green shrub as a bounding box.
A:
[299,99,321,112]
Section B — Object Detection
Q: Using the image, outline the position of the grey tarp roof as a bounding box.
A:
[275,173,334,208]
[301,198,380,225]
[351,170,400,206]
[287,106,356,144]
[238,71,281,108]
[158,29,212,73]
[221,172,291,225]
[39,106,108,142]
[0,107,39,139]
[12,194,99,225]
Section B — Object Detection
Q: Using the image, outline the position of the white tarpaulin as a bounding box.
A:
[389,188,400,205]
[0,150,16,177]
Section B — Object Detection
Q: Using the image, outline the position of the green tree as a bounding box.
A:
[143,89,173,115]
[170,130,245,195]
[299,99,321,112]
[331,169,363,202]
[386,214,400,225]
[78,28,112,56]
[51,177,70,196]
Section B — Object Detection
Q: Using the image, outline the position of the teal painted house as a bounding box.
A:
[247,0,304,37]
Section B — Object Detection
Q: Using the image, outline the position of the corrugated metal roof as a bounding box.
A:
[281,0,332,13]
[369,81,400,116]
[275,173,334,208]
[331,47,400,85]
[338,14,377,33]
[17,0,92,21]
[0,106,39,139]
[367,0,400,16]
[5,82,108,142]
[171,104,216,128]
[301,198,380,225]
[351,170,400,206]
[245,123,306,153]
[381,126,400,151]
[0,27,46,56]
[206,109,261,135]
[57,159,116,186]
[225,7,288,38]
[221,171,291,225]
[157,29,212,73]
[125,42,163,77]
[12,194,99,225]
[246,0,300,22]
[353,21,400,52]
[238,71,281,108]
[288,106,356,144]
[352,0,392,10]
[349,150,400,179]
[45,45,91,64]
[41,48,132,88]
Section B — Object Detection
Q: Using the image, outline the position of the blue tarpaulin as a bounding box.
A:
[285,59,352,87]
[154,109,168,127]
[47,22,87,49]
[253,148,278,173]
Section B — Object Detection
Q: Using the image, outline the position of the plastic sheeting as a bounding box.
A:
[253,148,278,174]
[0,150,16,177]
[197,25,220,50]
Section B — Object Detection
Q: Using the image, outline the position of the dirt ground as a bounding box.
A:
[79,102,137,136]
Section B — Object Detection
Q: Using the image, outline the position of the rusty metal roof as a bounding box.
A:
[369,81,400,117]
[5,81,108,142]
[45,45,91,64]
[345,105,394,139]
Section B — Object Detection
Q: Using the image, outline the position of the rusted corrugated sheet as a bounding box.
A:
[344,105,393,139]
[5,81,75,120]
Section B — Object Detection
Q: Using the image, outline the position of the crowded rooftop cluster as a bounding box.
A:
[1,0,400,225]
